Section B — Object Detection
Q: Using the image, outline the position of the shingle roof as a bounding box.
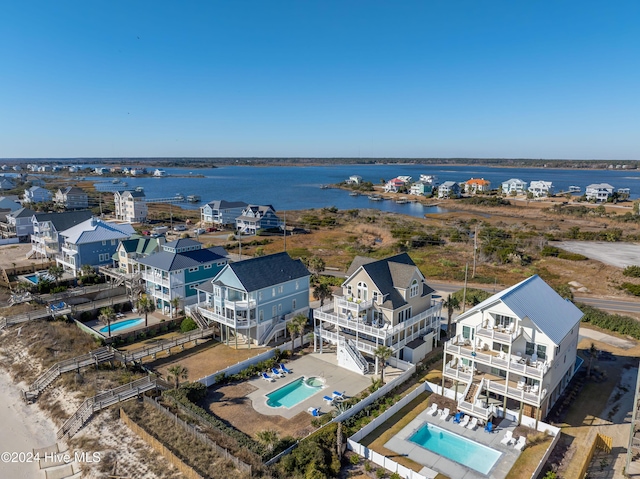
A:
[346,253,434,310]
[117,190,145,198]
[205,200,248,209]
[455,275,583,345]
[33,210,93,231]
[9,207,36,219]
[219,252,309,292]
[61,218,135,244]
[119,237,160,255]
[164,238,201,249]
[137,246,227,271]
[60,186,86,195]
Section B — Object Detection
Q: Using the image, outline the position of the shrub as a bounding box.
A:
[180,382,207,402]
[349,454,360,465]
[621,283,640,297]
[578,303,640,339]
[180,317,198,333]
[278,423,340,479]
[623,265,640,277]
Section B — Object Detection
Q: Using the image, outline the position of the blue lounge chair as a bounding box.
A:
[323,395,334,405]
[332,391,345,400]
[484,421,493,433]
[453,412,463,423]
[262,372,274,382]
[307,407,321,417]
[280,363,292,374]
[272,367,285,378]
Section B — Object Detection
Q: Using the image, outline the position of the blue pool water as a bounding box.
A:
[266,377,324,408]
[99,318,144,334]
[409,422,501,475]
[25,274,39,284]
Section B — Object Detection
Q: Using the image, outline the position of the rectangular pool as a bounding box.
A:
[409,422,501,475]
[266,377,324,408]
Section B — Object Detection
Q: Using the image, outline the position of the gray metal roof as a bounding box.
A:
[33,210,93,231]
[137,247,227,272]
[8,207,36,219]
[61,218,135,244]
[221,252,309,292]
[204,200,248,209]
[456,275,583,345]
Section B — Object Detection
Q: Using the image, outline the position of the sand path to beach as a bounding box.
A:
[0,370,58,478]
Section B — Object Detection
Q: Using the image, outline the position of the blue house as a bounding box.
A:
[200,200,248,227]
[56,218,135,276]
[136,238,228,315]
[187,252,310,347]
[235,204,282,235]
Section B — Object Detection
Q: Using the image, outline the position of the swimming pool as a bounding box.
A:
[25,274,39,284]
[409,422,501,475]
[266,377,324,408]
[99,318,144,334]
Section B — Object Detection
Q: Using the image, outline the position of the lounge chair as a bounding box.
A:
[280,363,292,374]
[514,436,527,451]
[466,417,478,430]
[332,391,345,400]
[453,412,463,423]
[323,395,334,405]
[459,415,470,428]
[307,407,321,417]
[262,372,274,382]
[426,403,438,416]
[500,430,514,445]
[484,421,493,433]
[272,368,286,378]
[439,408,450,420]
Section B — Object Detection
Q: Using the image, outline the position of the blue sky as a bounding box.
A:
[1,1,639,159]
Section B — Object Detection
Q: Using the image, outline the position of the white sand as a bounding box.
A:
[0,370,58,478]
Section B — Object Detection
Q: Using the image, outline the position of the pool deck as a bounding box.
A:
[384,409,521,479]
[86,311,168,338]
[248,352,372,420]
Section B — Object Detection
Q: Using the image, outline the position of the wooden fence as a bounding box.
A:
[577,432,613,479]
[142,396,252,474]
[120,407,204,479]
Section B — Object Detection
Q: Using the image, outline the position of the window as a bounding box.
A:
[102,240,106,246]
[259,291,263,300]
[410,279,419,298]
[272,305,277,317]
[278,303,282,312]
[537,344,547,360]
[462,326,474,340]
[525,342,535,356]
[259,310,264,321]
[495,314,514,329]
[347,285,352,298]
[204,264,212,269]
[278,285,283,293]
[373,291,379,303]
[119,250,125,257]
[357,282,368,300]
[188,267,198,272]
[111,239,116,245]
[272,288,276,297]
[295,281,299,290]
[292,299,296,310]
[189,285,196,289]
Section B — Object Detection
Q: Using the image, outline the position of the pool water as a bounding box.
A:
[409,423,501,475]
[25,274,39,284]
[266,377,323,408]
[99,318,144,334]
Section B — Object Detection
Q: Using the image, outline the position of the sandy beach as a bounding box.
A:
[0,370,58,479]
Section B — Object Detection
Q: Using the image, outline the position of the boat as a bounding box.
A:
[349,191,359,196]
[187,195,201,203]
[368,194,382,201]
[135,186,144,192]
[396,197,408,204]
[121,182,128,187]
[153,169,167,177]
[112,179,121,184]
[174,193,185,201]
[320,184,329,189]
[569,186,581,193]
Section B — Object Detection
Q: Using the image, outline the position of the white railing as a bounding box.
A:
[389,304,442,336]
[476,325,521,343]
[195,304,256,330]
[334,296,374,313]
[142,271,169,287]
[224,299,257,311]
[346,339,369,374]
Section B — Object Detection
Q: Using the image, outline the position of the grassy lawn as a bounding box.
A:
[505,435,554,479]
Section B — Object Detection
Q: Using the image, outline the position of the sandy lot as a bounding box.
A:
[556,241,640,269]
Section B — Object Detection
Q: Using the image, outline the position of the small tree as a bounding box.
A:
[256,429,279,453]
[170,297,181,319]
[167,364,189,389]
[443,294,460,338]
[373,345,393,384]
[586,342,598,378]
[313,283,332,307]
[99,307,116,338]
[137,296,155,327]
[48,265,64,285]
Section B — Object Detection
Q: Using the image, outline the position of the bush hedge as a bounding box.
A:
[577,303,640,339]
[623,265,640,278]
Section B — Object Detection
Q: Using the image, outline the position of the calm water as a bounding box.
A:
[99,318,144,334]
[92,164,640,218]
[265,376,323,408]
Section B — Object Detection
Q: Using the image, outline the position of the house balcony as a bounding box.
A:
[191,302,257,330]
[222,298,257,311]
[476,324,522,343]
[150,290,172,302]
[444,338,549,379]
[61,244,78,254]
[141,271,170,288]
[56,254,76,270]
[334,296,375,315]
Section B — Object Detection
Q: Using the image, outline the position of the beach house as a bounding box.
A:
[23,186,52,204]
[200,200,248,227]
[501,178,528,195]
[528,180,554,198]
[410,182,433,196]
[465,178,491,194]
[56,218,136,276]
[114,190,148,223]
[442,275,582,423]
[186,252,310,346]
[113,236,164,274]
[54,186,89,210]
[438,181,461,199]
[384,178,407,193]
[3,207,37,240]
[585,183,615,202]
[29,210,93,260]
[136,239,228,315]
[235,205,282,235]
[346,175,363,185]
[0,178,16,191]
[313,253,442,375]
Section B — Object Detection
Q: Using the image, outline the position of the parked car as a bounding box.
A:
[141,230,151,236]
[153,226,169,234]
[193,228,206,235]
[206,227,216,232]
[173,225,187,231]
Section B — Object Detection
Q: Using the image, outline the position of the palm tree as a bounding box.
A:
[80,264,95,281]
[170,297,181,319]
[309,256,326,277]
[48,265,64,286]
[443,294,460,338]
[313,283,332,307]
[336,421,343,461]
[255,429,279,453]
[373,345,393,384]
[287,321,298,351]
[137,296,155,327]
[293,313,307,345]
[99,307,116,338]
[166,364,189,389]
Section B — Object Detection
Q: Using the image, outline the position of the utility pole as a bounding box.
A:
[462,263,468,313]
[472,224,478,279]
[283,211,286,252]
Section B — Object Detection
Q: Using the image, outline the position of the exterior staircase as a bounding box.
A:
[57,376,164,441]
[464,382,479,403]
[23,347,117,402]
[346,339,369,374]
[118,327,216,364]
[189,307,209,330]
